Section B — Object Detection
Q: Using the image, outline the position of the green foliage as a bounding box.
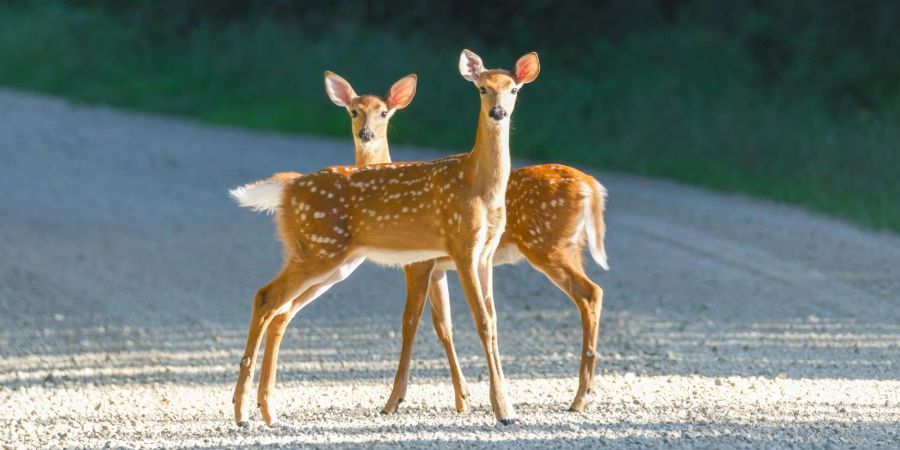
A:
[0,1,897,231]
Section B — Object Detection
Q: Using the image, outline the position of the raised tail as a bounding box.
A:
[584,179,609,270]
[229,172,301,214]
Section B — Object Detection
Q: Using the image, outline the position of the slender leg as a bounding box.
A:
[427,269,470,412]
[531,251,604,411]
[233,265,317,426]
[256,269,355,425]
[257,313,290,426]
[454,256,517,424]
[478,253,505,382]
[383,261,434,413]
[243,256,364,427]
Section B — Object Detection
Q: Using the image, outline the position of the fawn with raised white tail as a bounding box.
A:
[326,51,609,414]
[228,50,540,426]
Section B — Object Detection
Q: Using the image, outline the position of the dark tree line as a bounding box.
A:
[50,0,900,111]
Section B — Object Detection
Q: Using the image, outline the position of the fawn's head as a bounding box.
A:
[325,71,417,146]
[459,50,540,125]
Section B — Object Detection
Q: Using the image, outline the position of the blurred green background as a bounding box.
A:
[1,0,897,231]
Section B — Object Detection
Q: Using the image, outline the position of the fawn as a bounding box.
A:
[326,50,609,413]
[228,50,540,426]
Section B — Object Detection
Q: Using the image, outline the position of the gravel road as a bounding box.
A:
[1,89,899,449]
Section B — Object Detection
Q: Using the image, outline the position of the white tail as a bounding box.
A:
[229,172,301,214]
[584,180,609,270]
[229,179,282,214]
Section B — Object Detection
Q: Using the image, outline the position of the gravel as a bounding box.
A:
[1,89,899,449]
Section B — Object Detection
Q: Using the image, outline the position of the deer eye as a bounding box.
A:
[351,110,358,118]
[479,86,487,95]
[511,87,518,95]
[380,111,388,118]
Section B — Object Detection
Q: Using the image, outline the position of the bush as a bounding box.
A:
[1,1,897,231]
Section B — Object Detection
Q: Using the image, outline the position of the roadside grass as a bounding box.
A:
[1,3,896,232]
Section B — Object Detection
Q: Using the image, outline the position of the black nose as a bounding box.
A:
[488,106,507,121]
[358,127,375,142]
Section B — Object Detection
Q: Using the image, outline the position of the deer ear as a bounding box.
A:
[514,52,540,84]
[387,74,417,110]
[324,71,357,108]
[459,49,485,83]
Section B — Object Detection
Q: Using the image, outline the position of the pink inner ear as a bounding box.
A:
[328,79,354,106]
[389,93,410,108]
[466,60,482,79]
[460,51,484,81]
[389,79,415,108]
[516,57,538,82]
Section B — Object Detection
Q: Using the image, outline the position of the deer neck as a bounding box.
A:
[354,138,392,165]
[466,110,511,201]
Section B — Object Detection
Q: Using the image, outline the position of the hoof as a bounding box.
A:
[568,403,588,413]
[455,397,470,413]
[381,397,402,415]
[237,421,250,428]
[498,418,518,426]
[568,397,590,412]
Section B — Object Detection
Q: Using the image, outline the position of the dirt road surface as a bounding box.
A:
[1,89,898,448]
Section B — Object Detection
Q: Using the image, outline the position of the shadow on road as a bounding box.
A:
[3,307,898,390]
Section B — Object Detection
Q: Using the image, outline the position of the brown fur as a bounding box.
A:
[232,61,525,426]
[324,56,607,413]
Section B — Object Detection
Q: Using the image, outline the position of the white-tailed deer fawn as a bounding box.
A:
[327,52,609,413]
[228,50,540,426]
[323,70,417,166]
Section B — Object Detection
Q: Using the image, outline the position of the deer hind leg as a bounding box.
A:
[454,254,517,424]
[232,265,314,427]
[256,256,363,426]
[530,250,604,412]
[383,260,434,414]
[232,257,360,427]
[257,312,290,427]
[427,269,470,412]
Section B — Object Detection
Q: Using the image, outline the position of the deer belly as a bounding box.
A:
[431,243,524,272]
[358,247,449,268]
[492,243,525,266]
